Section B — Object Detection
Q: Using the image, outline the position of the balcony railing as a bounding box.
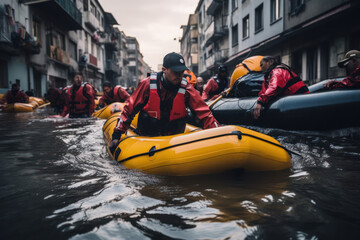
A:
[101,34,119,50]
[215,49,229,64]
[84,11,100,31]
[22,0,82,30]
[206,0,222,16]
[106,59,120,74]
[89,53,97,67]
[205,54,215,68]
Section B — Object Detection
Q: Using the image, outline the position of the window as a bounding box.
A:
[232,0,238,11]
[290,0,304,15]
[242,15,249,39]
[0,59,8,88]
[83,0,88,11]
[232,24,238,46]
[69,40,77,60]
[255,4,263,33]
[32,18,41,44]
[271,0,281,23]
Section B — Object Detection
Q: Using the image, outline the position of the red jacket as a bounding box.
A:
[330,65,360,89]
[257,65,309,106]
[61,83,95,117]
[202,75,228,101]
[0,90,29,104]
[113,73,219,137]
[99,85,130,105]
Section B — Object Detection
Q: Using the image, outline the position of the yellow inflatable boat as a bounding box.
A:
[2,103,34,112]
[92,102,125,119]
[103,113,292,176]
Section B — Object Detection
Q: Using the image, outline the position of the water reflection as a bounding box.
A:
[0,109,359,239]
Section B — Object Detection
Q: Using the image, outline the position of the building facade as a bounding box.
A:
[0,0,150,96]
[183,0,360,84]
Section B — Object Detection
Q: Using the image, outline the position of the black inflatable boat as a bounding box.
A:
[209,73,360,130]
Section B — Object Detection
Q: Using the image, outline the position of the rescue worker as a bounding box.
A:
[60,71,95,118]
[254,56,309,120]
[98,81,130,107]
[195,77,205,96]
[0,83,29,105]
[109,52,219,152]
[324,50,360,89]
[202,65,229,101]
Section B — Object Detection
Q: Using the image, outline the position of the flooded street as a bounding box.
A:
[1,108,359,240]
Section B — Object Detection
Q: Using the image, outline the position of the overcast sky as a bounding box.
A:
[99,0,198,71]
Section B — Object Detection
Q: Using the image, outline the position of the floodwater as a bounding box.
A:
[0,108,359,240]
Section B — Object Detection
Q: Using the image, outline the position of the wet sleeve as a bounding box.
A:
[257,70,285,106]
[202,78,218,101]
[118,87,130,102]
[186,86,220,129]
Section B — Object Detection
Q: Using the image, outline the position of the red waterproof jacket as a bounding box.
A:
[0,90,29,104]
[330,65,360,89]
[99,85,130,105]
[113,72,219,138]
[202,75,228,101]
[257,64,309,106]
[61,83,95,117]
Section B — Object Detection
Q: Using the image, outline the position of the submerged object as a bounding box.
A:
[103,113,292,176]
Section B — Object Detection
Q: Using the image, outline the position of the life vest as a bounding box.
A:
[138,72,188,136]
[271,64,309,95]
[212,75,228,96]
[67,83,92,115]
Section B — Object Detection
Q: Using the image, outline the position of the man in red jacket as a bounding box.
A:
[202,65,229,101]
[61,72,95,118]
[0,83,29,105]
[109,52,219,152]
[254,56,309,120]
[99,82,130,107]
[324,50,360,89]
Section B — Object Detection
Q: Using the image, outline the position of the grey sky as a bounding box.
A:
[99,0,198,71]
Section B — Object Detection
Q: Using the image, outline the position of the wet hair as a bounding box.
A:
[262,56,281,66]
[11,83,18,88]
[102,81,113,88]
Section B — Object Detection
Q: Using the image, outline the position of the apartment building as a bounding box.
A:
[180,13,199,76]
[184,0,360,84]
[0,0,150,96]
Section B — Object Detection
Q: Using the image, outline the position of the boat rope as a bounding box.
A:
[113,130,301,163]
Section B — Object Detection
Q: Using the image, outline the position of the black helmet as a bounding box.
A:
[218,65,228,73]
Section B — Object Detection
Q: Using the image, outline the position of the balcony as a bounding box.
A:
[101,34,119,51]
[204,19,228,47]
[206,0,222,16]
[105,59,120,75]
[22,0,82,30]
[48,45,70,65]
[205,54,215,69]
[84,11,100,32]
[89,53,98,67]
[214,49,229,65]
